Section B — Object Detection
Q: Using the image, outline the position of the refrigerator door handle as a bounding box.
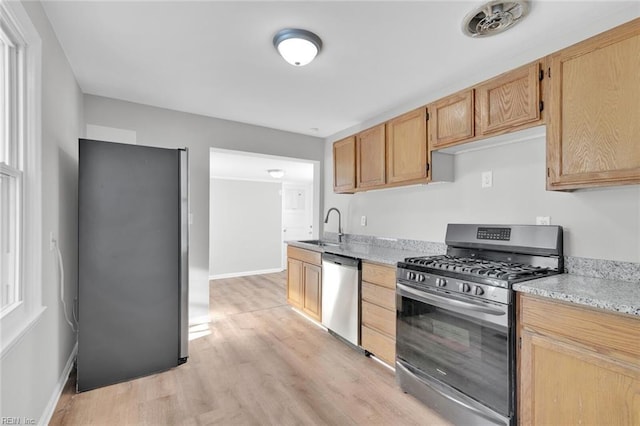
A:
[179,148,189,361]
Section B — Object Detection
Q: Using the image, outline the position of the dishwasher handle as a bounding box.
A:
[322,253,360,268]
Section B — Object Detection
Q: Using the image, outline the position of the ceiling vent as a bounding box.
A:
[462,0,530,38]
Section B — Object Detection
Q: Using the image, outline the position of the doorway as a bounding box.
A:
[209,149,320,279]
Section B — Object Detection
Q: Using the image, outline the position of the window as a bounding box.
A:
[1,16,24,314]
[0,0,43,355]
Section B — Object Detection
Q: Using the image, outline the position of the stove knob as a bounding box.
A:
[459,283,471,293]
[417,274,425,282]
[474,286,485,296]
[436,278,447,287]
[407,271,416,280]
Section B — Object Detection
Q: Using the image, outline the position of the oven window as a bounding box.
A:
[396,292,512,416]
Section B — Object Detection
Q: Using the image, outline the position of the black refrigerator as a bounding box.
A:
[77,139,189,392]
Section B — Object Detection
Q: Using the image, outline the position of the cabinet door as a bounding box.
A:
[519,329,640,426]
[286,258,303,309]
[387,108,428,184]
[547,19,640,190]
[302,263,322,322]
[356,123,386,189]
[477,62,540,135]
[333,136,356,193]
[429,89,474,148]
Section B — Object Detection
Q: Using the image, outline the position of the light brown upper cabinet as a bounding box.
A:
[546,18,640,190]
[333,136,356,193]
[387,108,429,184]
[477,62,541,135]
[428,63,543,151]
[429,89,475,149]
[356,123,386,189]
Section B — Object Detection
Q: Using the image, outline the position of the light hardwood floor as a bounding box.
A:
[50,272,450,425]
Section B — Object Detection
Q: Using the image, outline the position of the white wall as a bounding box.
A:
[1,0,83,422]
[209,179,282,277]
[323,130,640,263]
[83,95,325,322]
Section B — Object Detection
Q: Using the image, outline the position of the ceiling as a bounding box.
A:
[42,1,640,138]
[210,149,315,183]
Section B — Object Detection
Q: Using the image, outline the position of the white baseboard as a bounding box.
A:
[189,314,212,326]
[39,341,77,426]
[209,268,283,280]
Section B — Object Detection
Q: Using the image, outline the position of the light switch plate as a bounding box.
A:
[481,171,493,188]
[360,216,367,226]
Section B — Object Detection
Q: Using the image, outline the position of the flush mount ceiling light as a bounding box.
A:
[462,0,530,38]
[273,28,322,66]
[267,169,285,179]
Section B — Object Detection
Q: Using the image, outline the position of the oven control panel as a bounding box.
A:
[477,227,511,241]
[398,268,510,305]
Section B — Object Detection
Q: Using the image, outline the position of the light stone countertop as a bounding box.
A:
[513,274,640,317]
[286,240,436,266]
[287,238,640,317]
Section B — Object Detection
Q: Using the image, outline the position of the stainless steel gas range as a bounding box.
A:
[395,224,563,426]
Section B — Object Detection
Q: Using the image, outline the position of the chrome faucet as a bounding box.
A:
[324,207,343,243]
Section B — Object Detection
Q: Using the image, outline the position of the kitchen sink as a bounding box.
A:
[297,239,341,248]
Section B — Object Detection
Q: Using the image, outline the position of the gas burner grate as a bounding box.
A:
[404,255,552,281]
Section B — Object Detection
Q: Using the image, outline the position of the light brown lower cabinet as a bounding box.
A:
[517,293,640,425]
[362,326,395,366]
[286,257,304,308]
[301,263,321,321]
[361,262,397,366]
[286,246,322,322]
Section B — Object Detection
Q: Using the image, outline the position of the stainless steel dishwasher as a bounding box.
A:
[321,253,361,346]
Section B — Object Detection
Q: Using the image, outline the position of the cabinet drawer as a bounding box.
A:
[362,300,395,338]
[287,246,321,266]
[362,325,395,366]
[362,281,396,311]
[362,262,396,289]
[519,294,640,363]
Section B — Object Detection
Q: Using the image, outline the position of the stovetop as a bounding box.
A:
[397,224,563,294]
[403,254,557,282]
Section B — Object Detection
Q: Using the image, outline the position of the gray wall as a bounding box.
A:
[323,132,640,263]
[1,0,84,421]
[83,95,325,321]
[209,179,282,276]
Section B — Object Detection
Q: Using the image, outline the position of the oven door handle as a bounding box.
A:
[397,283,507,317]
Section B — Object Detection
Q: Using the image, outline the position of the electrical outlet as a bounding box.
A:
[360,215,367,226]
[536,216,551,225]
[481,171,493,188]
